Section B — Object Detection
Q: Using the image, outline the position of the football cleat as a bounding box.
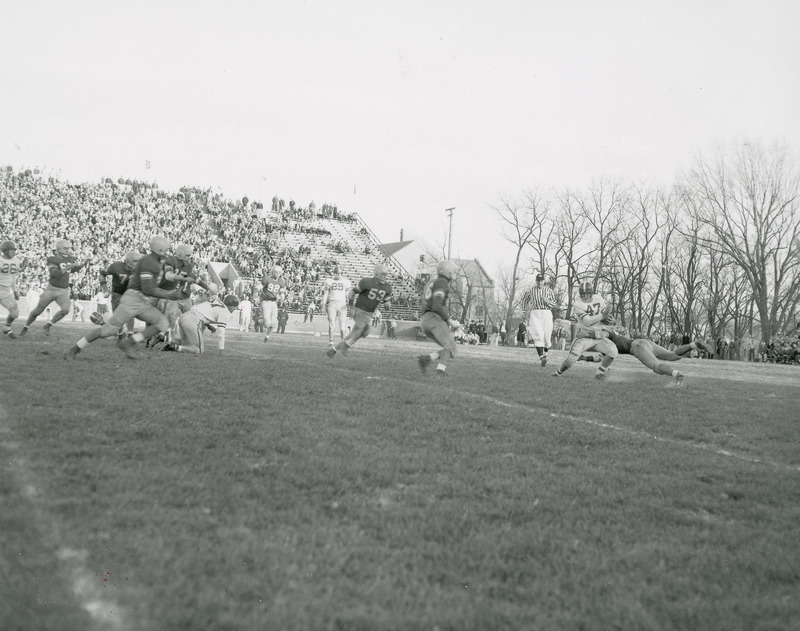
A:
[435,369,448,377]
[63,345,81,360]
[42,322,51,336]
[417,354,431,374]
[666,372,685,388]
[117,336,139,359]
[17,326,28,337]
[326,348,336,359]
[5,331,17,339]
[263,335,270,343]
[551,370,562,377]
[594,369,608,380]
[540,355,547,367]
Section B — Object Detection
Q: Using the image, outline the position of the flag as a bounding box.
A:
[354,184,356,194]
[145,160,151,169]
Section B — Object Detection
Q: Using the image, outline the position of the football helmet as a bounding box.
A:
[223,294,240,311]
[55,239,72,256]
[373,264,390,283]
[149,235,171,257]
[271,265,283,278]
[0,240,15,257]
[123,250,143,270]
[174,244,193,263]
[578,281,594,301]
[436,260,457,280]
[207,282,219,296]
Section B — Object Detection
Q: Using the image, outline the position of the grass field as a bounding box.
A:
[1,323,799,631]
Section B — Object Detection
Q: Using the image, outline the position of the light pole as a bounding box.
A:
[445,207,455,260]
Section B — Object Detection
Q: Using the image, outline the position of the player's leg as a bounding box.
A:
[552,337,592,376]
[541,312,554,366]
[173,313,201,353]
[591,338,618,379]
[326,303,337,345]
[1,290,20,336]
[45,288,72,332]
[633,340,685,385]
[426,317,456,376]
[64,295,140,358]
[21,287,57,334]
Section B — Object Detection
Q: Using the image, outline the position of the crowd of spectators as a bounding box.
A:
[0,166,414,318]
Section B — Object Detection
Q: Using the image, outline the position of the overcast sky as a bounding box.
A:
[2,0,799,273]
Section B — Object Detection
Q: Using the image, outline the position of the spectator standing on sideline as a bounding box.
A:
[516,321,527,347]
[277,302,289,334]
[326,264,392,359]
[521,272,558,366]
[238,294,252,332]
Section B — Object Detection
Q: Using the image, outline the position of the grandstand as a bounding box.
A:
[0,167,423,321]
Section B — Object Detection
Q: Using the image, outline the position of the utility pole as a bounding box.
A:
[445,207,455,260]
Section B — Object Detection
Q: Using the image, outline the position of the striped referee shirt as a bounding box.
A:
[521,284,557,311]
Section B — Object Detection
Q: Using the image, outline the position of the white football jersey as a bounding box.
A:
[573,292,607,336]
[324,276,352,302]
[0,255,22,288]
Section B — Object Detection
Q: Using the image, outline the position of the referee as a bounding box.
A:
[521,272,558,366]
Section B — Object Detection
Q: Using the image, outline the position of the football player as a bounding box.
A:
[154,244,209,344]
[320,264,352,347]
[326,264,392,359]
[260,265,287,342]
[163,294,240,355]
[552,280,617,380]
[417,260,461,377]
[18,239,90,336]
[580,330,715,387]
[0,240,24,338]
[98,250,143,337]
[64,236,190,360]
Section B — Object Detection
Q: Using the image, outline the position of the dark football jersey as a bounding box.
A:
[260,275,286,302]
[127,253,165,296]
[607,330,632,354]
[100,261,132,294]
[160,256,195,290]
[353,277,392,313]
[421,276,451,320]
[46,253,78,289]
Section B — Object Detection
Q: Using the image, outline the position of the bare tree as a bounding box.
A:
[683,142,800,343]
[491,192,547,334]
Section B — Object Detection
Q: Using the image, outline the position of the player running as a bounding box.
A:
[18,239,90,336]
[417,260,461,377]
[1,240,25,338]
[320,264,352,347]
[260,265,287,342]
[326,264,392,359]
[552,280,617,380]
[98,250,143,337]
